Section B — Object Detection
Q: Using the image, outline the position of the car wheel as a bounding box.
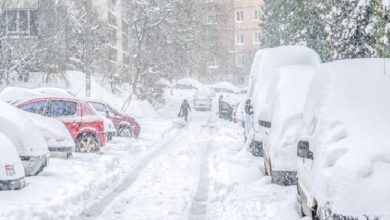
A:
[119,127,133,138]
[76,133,100,153]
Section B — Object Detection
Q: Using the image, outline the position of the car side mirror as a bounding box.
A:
[297,141,313,160]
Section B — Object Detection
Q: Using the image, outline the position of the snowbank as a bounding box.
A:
[300,58,390,217]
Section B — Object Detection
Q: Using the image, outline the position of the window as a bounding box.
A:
[20,101,47,115]
[236,33,244,45]
[253,9,261,21]
[207,57,218,68]
[236,11,243,22]
[50,101,78,117]
[110,27,117,47]
[237,55,244,67]
[4,10,38,37]
[254,32,261,44]
[123,53,130,65]
[207,13,217,24]
[122,1,130,23]
[89,102,106,114]
[122,33,129,53]
[107,0,117,12]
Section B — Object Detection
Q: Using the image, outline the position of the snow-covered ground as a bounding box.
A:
[0,74,302,220]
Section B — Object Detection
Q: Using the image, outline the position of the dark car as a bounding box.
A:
[219,102,233,121]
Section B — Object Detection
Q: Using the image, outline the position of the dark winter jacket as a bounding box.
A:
[180,100,191,116]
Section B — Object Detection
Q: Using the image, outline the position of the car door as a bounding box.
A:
[48,100,80,140]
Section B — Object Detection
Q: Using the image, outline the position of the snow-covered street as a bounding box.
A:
[0,107,301,220]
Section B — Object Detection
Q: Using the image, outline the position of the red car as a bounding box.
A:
[15,97,107,153]
[83,98,140,138]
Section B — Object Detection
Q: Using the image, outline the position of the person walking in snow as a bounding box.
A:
[218,95,223,118]
[179,99,191,122]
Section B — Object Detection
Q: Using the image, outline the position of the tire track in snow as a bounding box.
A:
[188,136,213,220]
[78,123,180,220]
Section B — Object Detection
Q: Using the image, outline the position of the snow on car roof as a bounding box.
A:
[265,65,315,170]
[0,87,80,106]
[0,100,49,157]
[0,133,25,180]
[249,46,321,122]
[175,78,204,89]
[301,58,390,216]
[212,82,240,93]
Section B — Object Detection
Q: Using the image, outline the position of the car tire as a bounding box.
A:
[76,133,100,153]
[119,126,133,138]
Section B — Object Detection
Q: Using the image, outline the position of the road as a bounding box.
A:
[0,111,300,220]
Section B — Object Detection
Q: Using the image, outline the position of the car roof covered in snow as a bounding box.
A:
[212,82,240,93]
[0,133,25,180]
[0,100,49,157]
[262,65,315,170]
[249,46,321,125]
[175,78,204,89]
[0,87,79,106]
[300,58,390,216]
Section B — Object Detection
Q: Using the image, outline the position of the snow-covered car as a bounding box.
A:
[259,65,315,186]
[174,78,204,90]
[212,82,240,94]
[0,133,26,191]
[297,59,390,219]
[0,87,108,153]
[100,115,116,141]
[244,46,321,156]
[27,113,75,159]
[193,89,212,111]
[0,101,50,176]
[84,98,141,138]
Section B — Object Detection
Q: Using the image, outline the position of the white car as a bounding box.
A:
[297,59,390,219]
[232,99,246,127]
[259,65,315,186]
[193,89,212,111]
[27,113,75,159]
[244,46,321,156]
[174,78,204,90]
[0,133,26,191]
[0,101,50,176]
[212,82,240,94]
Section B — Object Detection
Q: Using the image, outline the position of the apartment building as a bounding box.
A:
[196,0,263,86]
[0,0,131,79]
[233,0,263,85]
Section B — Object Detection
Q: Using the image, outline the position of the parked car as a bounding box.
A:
[0,88,107,153]
[219,102,233,121]
[212,82,240,94]
[83,98,141,138]
[27,113,75,159]
[0,100,50,176]
[244,46,321,156]
[0,133,26,191]
[297,59,390,219]
[174,78,204,90]
[259,65,315,186]
[101,115,116,141]
[193,89,212,111]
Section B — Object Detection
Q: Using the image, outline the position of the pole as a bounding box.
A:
[128,0,135,95]
[85,0,92,97]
